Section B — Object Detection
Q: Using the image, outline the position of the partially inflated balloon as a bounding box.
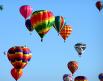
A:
[53,16,66,34]
[60,25,72,42]
[99,73,103,81]
[67,61,78,75]
[30,10,55,41]
[11,68,23,81]
[96,1,103,12]
[74,76,88,81]
[25,19,34,32]
[74,43,86,56]
[7,46,32,69]
[20,5,32,19]
[63,74,73,81]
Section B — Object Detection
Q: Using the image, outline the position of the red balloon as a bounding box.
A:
[20,5,32,19]
[11,68,23,81]
[96,1,103,11]
[67,61,78,75]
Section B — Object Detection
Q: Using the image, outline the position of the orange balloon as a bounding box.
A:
[60,25,72,42]
[11,68,23,81]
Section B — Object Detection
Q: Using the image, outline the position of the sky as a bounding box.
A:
[0,0,103,81]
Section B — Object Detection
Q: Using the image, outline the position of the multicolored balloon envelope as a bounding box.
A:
[53,16,66,34]
[74,76,88,81]
[25,19,34,32]
[63,74,73,81]
[7,46,32,69]
[30,10,55,41]
[20,5,32,19]
[96,1,103,12]
[99,73,103,81]
[74,42,86,56]
[60,25,72,42]
[11,68,23,81]
[67,61,78,75]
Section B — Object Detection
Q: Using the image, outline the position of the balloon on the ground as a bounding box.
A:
[11,68,23,81]
[7,46,32,69]
[30,10,55,41]
[20,5,32,19]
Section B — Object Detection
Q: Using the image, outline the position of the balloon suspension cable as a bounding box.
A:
[78,55,81,57]
[24,45,27,47]
[29,32,32,35]
[64,40,66,43]
[72,74,73,76]
[41,38,43,42]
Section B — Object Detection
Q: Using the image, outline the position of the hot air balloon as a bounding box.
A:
[7,46,32,69]
[30,10,55,42]
[63,74,73,81]
[0,5,3,11]
[25,19,34,32]
[74,76,88,81]
[11,68,23,81]
[99,73,103,81]
[20,5,32,19]
[53,16,66,35]
[96,1,103,12]
[60,25,72,42]
[74,43,86,57]
[67,61,78,75]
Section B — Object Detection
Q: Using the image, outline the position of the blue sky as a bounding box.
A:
[0,0,103,81]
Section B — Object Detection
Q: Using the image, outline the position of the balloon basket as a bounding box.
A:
[41,38,43,42]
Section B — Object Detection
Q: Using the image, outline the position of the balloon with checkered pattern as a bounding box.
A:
[60,25,72,42]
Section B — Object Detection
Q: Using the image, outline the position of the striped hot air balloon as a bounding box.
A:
[60,25,72,42]
[30,10,55,42]
[74,76,88,81]
[67,61,78,75]
[53,16,66,34]
[7,46,32,69]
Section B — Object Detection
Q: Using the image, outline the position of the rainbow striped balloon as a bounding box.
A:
[7,46,32,69]
[30,10,55,41]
